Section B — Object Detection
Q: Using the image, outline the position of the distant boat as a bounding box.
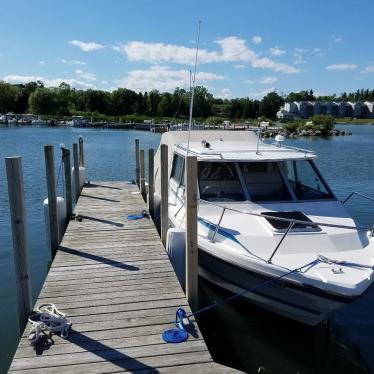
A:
[31,118,48,125]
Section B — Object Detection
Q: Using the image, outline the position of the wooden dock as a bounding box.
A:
[8,181,237,373]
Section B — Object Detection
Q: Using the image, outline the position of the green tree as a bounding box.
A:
[311,115,335,134]
[28,88,60,115]
[0,81,19,113]
[157,93,173,117]
[259,91,284,118]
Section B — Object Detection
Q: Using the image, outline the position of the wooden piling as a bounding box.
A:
[5,156,32,336]
[148,148,155,218]
[78,136,84,167]
[62,147,72,225]
[160,144,168,246]
[185,155,198,312]
[139,149,146,202]
[44,145,59,258]
[73,143,80,202]
[135,139,140,185]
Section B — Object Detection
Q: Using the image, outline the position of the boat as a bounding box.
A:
[153,130,374,325]
[31,118,48,125]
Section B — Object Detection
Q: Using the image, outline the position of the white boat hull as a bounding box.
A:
[198,248,352,326]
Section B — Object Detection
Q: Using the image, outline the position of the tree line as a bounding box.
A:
[285,89,374,103]
[0,80,373,120]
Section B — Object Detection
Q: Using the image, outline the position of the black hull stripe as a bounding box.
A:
[200,263,321,315]
[199,250,354,303]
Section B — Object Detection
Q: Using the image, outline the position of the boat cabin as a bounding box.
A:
[168,138,335,205]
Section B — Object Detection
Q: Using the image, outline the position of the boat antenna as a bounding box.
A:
[186,20,201,156]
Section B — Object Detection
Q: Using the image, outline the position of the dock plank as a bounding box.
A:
[8,182,238,373]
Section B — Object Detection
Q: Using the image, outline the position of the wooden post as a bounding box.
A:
[73,143,80,202]
[185,155,198,312]
[160,144,168,246]
[44,145,59,259]
[5,156,32,336]
[78,136,84,167]
[135,139,140,185]
[62,147,72,225]
[139,150,146,202]
[148,148,154,218]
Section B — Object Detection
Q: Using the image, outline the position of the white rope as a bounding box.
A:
[28,303,72,345]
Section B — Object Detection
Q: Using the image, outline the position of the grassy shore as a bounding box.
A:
[336,118,374,124]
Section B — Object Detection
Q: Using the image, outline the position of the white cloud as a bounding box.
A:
[75,69,96,82]
[117,66,223,92]
[331,35,342,43]
[269,47,285,56]
[115,41,220,65]
[252,35,262,45]
[326,64,357,71]
[248,87,277,98]
[68,40,104,52]
[3,74,96,89]
[39,61,45,65]
[361,65,374,73]
[115,36,299,74]
[217,88,232,99]
[258,76,278,84]
[101,80,108,84]
[234,64,246,69]
[60,59,87,66]
[293,48,306,64]
[245,76,278,85]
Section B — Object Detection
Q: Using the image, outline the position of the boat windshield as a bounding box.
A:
[239,162,292,201]
[282,160,333,200]
[198,161,246,201]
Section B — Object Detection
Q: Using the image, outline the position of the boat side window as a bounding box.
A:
[170,153,184,185]
[198,161,245,202]
[239,162,292,201]
[284,160,332,200]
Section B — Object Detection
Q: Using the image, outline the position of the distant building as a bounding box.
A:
[313,101,325,115]
[336,102,352,118]
[278,101,371,119]
[365,101,374,118]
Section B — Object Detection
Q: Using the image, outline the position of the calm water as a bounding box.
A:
[0,125,373,373]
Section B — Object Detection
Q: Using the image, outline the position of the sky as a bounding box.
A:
[0,0,373,99]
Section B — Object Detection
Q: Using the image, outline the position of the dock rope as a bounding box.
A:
[317,254,374,269]
[127,210,149,220]
[28,303,72,345]
[163,259,321,343]
[164,254,374,343]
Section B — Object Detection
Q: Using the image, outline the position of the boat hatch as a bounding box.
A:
[262,211,322,232]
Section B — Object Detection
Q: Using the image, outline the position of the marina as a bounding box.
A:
[3,126,371,374]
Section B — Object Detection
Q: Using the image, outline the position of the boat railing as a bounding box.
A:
[270,141,316,156]
[196,198,373,263]
[341,191,374,206]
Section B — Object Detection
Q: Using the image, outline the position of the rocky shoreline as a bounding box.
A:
[261,128,352,138]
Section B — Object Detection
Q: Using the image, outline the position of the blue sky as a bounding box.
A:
[0,0,373,99]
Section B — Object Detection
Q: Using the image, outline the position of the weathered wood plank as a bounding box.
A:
[9,181,237,373]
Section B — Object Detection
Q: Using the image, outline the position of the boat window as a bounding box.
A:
[170,154,184,185]
[239,162,292,201]
[198,162,245,201]
[283,160,332,200]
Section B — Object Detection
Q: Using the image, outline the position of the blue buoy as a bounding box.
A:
[162,328,188,343]
[127,210,148,220]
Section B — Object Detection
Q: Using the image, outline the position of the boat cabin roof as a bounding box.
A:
[160,130,315,162]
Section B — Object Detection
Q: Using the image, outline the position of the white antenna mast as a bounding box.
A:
[186,20,201,156]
